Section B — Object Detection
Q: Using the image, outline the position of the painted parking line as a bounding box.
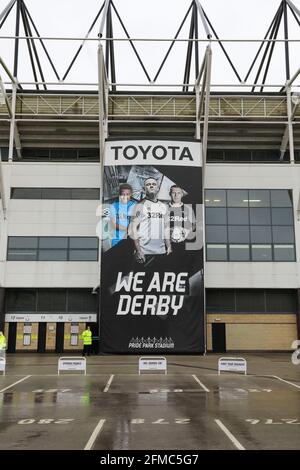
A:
[84,419,106,450]
[270,375,300,390]
[214,419,245,450]
[192,375,210,392]
[103,374,114,392]
[0,375,31,393]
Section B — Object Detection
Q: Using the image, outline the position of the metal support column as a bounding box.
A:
[286,85,295,163]
[202,46,212,167]
[97,43,108,350]
[8,81,17,161]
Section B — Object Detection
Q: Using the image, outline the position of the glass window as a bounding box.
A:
[39,237,68,249]
[236,289,265,312]
[206,289,235,312]
[273,245,295,261]
[51,149,77,160]
[272,226,294,243]
[7,250,37,261]
[6,289,36,311]
[251,245,272,261]
[71,188,100,200]
[203,188,295,263]
[10,187,100,200]
[37,290,67,311]
[8,237,38,249]
[250,226,272,243]
[205,208,227,225]
[42,188,72,199]
[11,188,42,199]
[249,190,270,207]
[69,250,98,261]
[270,190,292,207]
[252,150,280,161]
[250,208,271,225]
[38,250,68,261]
[68,290,97,312]
[78,149,99,160]
[206,226,227,243]
[22,148,50,159]
[228,226,250,243]
[205,190,226,207]
[229,244,250,261]
[227,190,248,207]
[266,289,297,312]
[271,208,294,225]
[227,208,249,225]
[69,237,99,249]
[225,150,251,161]
[206,244,227,261]
[207,150,224,161]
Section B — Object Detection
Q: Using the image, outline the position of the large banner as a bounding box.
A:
[100,139,204,353]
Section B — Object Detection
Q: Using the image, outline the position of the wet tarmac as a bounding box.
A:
[0,353,299,450]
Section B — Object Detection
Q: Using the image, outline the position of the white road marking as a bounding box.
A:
[270,375,300,390]
[215,419,245,450]
[84,419,106,450]
[103,374,114,392]
[192,374,210,392]
[0,375,31,393]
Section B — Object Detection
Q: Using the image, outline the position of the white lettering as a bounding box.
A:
[116,295,131,315]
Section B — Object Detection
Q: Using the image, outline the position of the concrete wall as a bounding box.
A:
[0,161,101,289]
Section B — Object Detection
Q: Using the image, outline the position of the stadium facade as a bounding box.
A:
[0,0,299,353]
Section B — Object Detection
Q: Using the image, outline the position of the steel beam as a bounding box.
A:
[0,75,22,160]
[98,0,111,39]
[285,85,295,163]
[97,43,108,338]
[202,46,212,166]
[0,0,16,25]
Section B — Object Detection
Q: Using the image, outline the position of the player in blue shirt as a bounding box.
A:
[110,183,136,247]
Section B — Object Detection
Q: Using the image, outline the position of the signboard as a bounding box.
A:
[139,357,167,375]
[100,139,204,353]
[5,313,97,323]
[58,357,86,375]
[0,357,6,375]
[218,357,247,375]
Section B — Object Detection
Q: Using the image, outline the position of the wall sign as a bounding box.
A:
[5,313,97,323]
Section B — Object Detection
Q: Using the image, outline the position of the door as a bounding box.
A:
[38,323,46,353]
[55,323,64,353]
[7,323,16,353]
[212,323,226,353]
[45,323,56,351]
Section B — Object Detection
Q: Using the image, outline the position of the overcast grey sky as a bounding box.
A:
[0,0,300,90]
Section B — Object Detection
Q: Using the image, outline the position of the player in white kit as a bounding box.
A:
[129,177,172,264]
